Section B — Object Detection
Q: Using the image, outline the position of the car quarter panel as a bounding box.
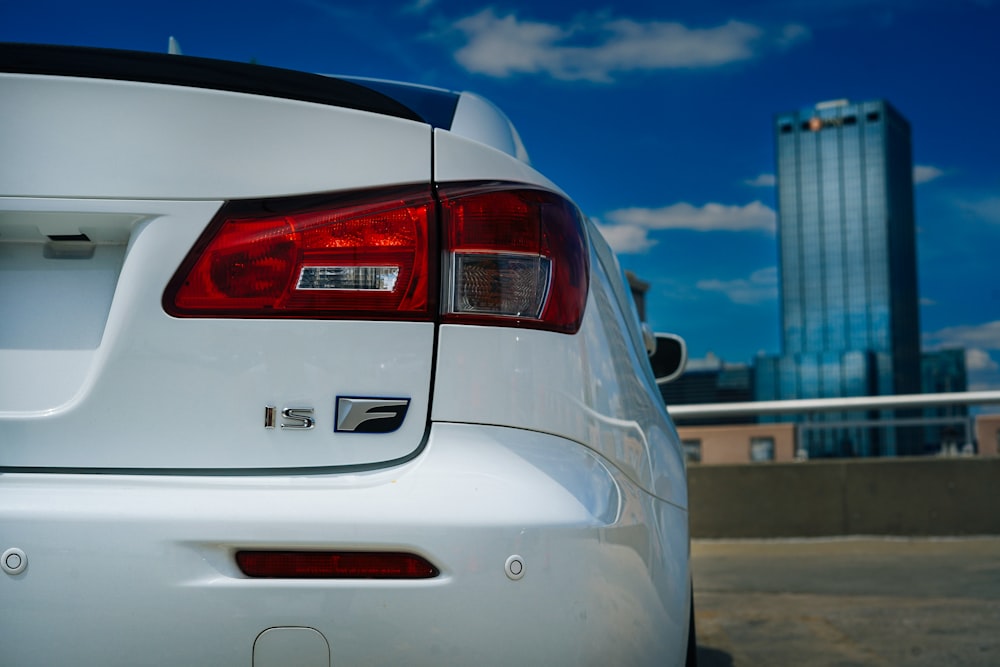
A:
[433,128,561,192]
[432,124,690,659]
[433,126,688,510]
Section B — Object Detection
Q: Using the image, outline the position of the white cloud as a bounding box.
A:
[593,222,658,254]
[450,9,810,82]
[745,173,776,188]
[925,320,1000,350]
[777,23,811,47]
[607,200,777,232]
[966,348,1000,373]
[920,297,937,307]
[745,173,776,187]
[402,0,435,13]
[959,197,1000,224]
[697,267,778,305]
[924,322,1000,391]
[913,164,944,184]
[967,348,1000,392]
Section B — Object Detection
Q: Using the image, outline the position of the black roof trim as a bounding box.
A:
[340,78,460,133]
[0,43,427,124]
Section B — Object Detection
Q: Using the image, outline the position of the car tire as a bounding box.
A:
[685,590,698,667]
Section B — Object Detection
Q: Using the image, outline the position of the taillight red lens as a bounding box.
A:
[439,184,589,334]
[164,182,589,333]
[235,550,439,579]
[164,186,434,319]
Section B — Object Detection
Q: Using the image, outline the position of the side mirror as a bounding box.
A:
[650,333,687,385]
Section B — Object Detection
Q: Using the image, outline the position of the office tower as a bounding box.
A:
[921,349,969,453]
[756,99,921,456]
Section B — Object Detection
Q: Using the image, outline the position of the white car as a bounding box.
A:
[0,43,694,666]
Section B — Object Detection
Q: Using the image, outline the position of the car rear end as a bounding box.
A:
[0,44,691,665]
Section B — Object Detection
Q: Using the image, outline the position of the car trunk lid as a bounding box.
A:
[0,51,437,471]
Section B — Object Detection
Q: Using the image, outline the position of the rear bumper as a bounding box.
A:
[0,422,690,666]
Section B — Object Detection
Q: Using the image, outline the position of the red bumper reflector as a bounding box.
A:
[235,550,439,579]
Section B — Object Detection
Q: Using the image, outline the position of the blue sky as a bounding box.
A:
[4,0,999,389]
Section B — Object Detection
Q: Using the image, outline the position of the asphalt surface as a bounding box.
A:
[690,537,1000,667]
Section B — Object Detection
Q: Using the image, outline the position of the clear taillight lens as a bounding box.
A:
[440,184,589,334]
[164,186,434,319]
[164,182,588,333]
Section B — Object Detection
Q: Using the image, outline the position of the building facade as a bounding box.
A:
[921,349,970,453]
[756,99,921,456]
[660,355,754,426]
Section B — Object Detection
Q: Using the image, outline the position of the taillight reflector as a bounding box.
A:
[235,550,439,579]
[164,186,434,319]
[439,184,589,334]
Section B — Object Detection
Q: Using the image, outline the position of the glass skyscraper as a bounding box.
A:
[756,99,921,456]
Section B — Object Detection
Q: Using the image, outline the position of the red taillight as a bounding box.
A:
[164,186,434,319]
[235,551,439,579]
[164,182,589,333]
[439,184,589,334]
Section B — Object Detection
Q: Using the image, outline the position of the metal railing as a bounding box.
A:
[666,390,1000,419]
[667,390,1000,458]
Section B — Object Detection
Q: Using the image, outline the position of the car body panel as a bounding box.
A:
[0,68,438,470]
[0,73,431,199]
[0,193,435,470]
[433,127,560,192]
[449,91,531,162]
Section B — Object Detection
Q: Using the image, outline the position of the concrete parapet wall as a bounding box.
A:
[688,457,1000,538]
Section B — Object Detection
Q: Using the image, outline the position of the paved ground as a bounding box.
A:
[690,537,1000,666]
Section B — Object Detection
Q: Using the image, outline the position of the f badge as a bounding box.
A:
[336,397,410,433]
